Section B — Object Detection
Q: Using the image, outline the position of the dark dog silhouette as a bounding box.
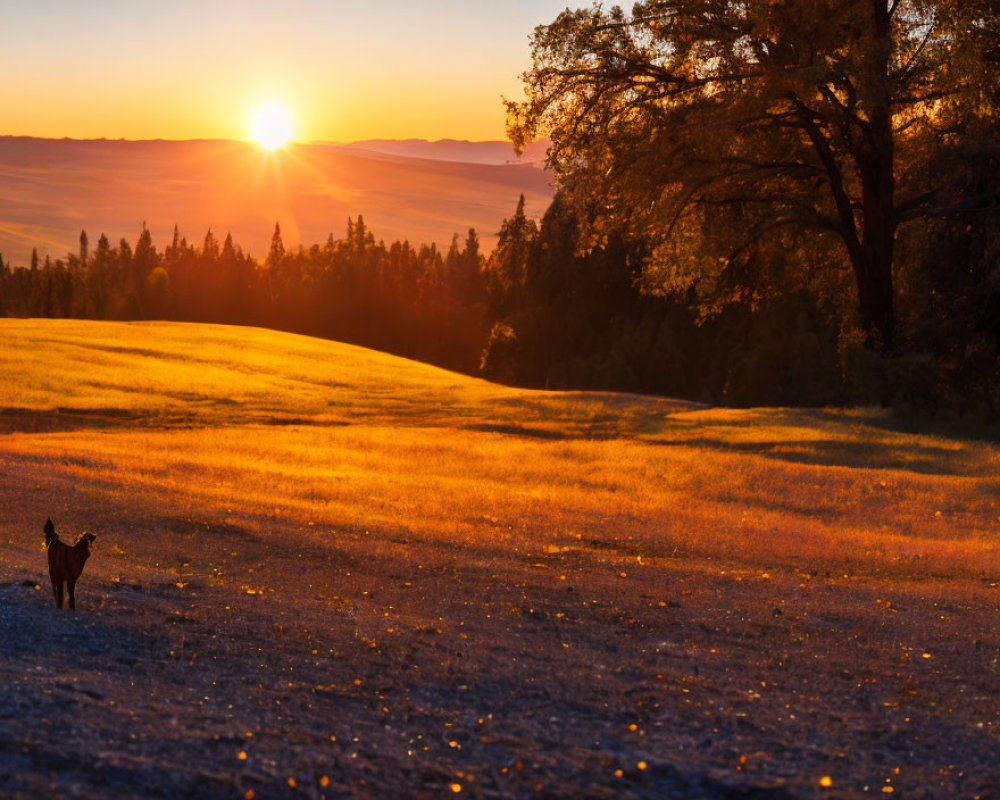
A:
[44,518,96,610]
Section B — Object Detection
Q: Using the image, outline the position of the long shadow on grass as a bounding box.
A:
[463,422,570,440]
[643,436,979,477]
[858,411,1000,445]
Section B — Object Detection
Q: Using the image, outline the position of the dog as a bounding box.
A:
[44,518,96,610]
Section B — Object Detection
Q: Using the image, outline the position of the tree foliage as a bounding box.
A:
[508,0,1000,350]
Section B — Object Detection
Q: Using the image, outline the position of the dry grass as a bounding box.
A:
[2,318,997,583]
[1,318,998,798]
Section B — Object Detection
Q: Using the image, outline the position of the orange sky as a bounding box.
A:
[0,1,581,143]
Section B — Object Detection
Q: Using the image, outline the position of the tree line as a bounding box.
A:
[479,190,999,414]
[3,179,996,414]
[0,218,488,374]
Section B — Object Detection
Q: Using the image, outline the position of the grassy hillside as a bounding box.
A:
[0,319,998,798]
[2,318,997,579]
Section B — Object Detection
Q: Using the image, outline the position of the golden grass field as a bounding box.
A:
[0,318,998,798]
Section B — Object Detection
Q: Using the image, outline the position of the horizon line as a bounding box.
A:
[0,134,535,147]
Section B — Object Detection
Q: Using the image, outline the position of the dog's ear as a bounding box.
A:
[44,518,55,535]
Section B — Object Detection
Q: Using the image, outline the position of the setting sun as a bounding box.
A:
[250,102,293,149]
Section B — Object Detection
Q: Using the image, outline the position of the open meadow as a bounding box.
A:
[0,319,998,798]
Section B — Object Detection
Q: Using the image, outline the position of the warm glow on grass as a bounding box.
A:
[250,102,293,149]
[2,319,999,584]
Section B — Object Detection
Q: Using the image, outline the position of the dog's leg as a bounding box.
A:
[51,579,60,608]
[67,581,76,611]
[56,580,65,609]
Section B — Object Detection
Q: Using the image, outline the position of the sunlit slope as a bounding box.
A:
[0,318,519,424]
[1,318,997,581]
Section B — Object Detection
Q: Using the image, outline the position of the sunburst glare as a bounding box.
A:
[250,102,293,150]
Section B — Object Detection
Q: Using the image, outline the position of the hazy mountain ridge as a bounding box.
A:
[0,136,553,266]
[340,138,550,165]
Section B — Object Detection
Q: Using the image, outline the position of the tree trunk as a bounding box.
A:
[854,238,895,351]
[854,0,897,352]
[855,124,896,351]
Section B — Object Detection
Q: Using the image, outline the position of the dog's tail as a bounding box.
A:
[44,518,58,548]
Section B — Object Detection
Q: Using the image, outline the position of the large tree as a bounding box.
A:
[508,1,1000,350]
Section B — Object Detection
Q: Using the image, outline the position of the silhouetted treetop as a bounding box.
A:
[507,0,1000,350]
[267,222,285,270]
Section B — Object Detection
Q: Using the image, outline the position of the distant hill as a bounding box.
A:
[342,138,550,165]
[0,137,553,267]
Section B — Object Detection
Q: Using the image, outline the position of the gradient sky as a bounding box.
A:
[0,0,584,143]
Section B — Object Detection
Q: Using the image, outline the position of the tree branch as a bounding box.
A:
[789,94,863,264]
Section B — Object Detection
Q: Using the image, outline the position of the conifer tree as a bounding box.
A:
[88,233,112,318]
[267,222,285,270]
[487,195,537,307]
[79,230,89,267]
[203,229,220,260]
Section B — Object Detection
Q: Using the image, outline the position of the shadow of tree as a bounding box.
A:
[641,436,978,477]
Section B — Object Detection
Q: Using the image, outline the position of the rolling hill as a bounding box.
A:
[0,137,553,268]
[0,319,998,798]
[344,138,551,165]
